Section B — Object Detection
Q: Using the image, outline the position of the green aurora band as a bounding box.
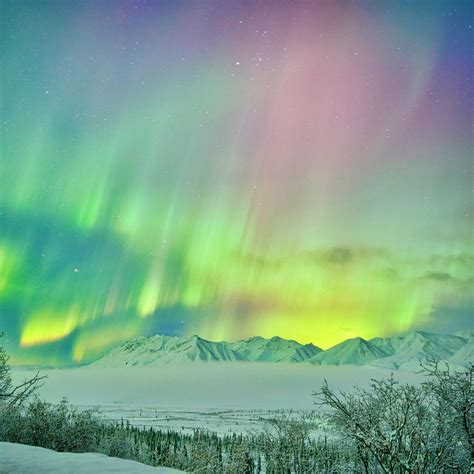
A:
[0,1,472,365]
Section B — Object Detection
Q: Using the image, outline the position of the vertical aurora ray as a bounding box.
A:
[0,1,472,364]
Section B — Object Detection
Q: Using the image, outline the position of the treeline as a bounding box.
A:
[0,400,352,472]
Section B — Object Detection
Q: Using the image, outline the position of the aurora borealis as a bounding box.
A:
[1,1,472,365]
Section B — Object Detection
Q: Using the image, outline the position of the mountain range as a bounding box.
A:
[91,330,473,370]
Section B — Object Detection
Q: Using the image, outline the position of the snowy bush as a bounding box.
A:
[421,360,473,473]
[0,333,45,407]
[97,427,135,459]
[0,398,101,452]
[315,363,473,473]
[256,411,356,473]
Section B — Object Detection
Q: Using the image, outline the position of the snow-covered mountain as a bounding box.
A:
[92,334,321,367]
[449,340,474,366]
[454,329,474,341]
[368,331,468,369]
[92,335,244,367]
[307,337,387,366]
[228,336,321,363]
[91,331,473,369]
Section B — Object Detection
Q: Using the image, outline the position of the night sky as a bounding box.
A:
[1,1,472,365]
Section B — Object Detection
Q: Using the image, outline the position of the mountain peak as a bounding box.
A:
[455,329,474,341]
[308,336,385,366]
[345,336,368,344]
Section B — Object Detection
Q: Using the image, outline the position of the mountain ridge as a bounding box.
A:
[91,330,473,369]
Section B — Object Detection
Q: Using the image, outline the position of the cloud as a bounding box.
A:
[421,272,454,282]
[418,305,474,335]
[324,247,353,264]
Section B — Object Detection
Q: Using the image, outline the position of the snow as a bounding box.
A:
[369,331,470,369]
[0,442,184,473]
[229,336,321,362]
[308,337,386,365]
[454,329,474,340]
[76,404,315,435]
[91,334,321,367]
[89,331,473,369]
[449,340,474,365]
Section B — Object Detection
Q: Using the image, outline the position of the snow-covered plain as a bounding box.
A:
[78,404,310,435]
[0,442,183,473]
